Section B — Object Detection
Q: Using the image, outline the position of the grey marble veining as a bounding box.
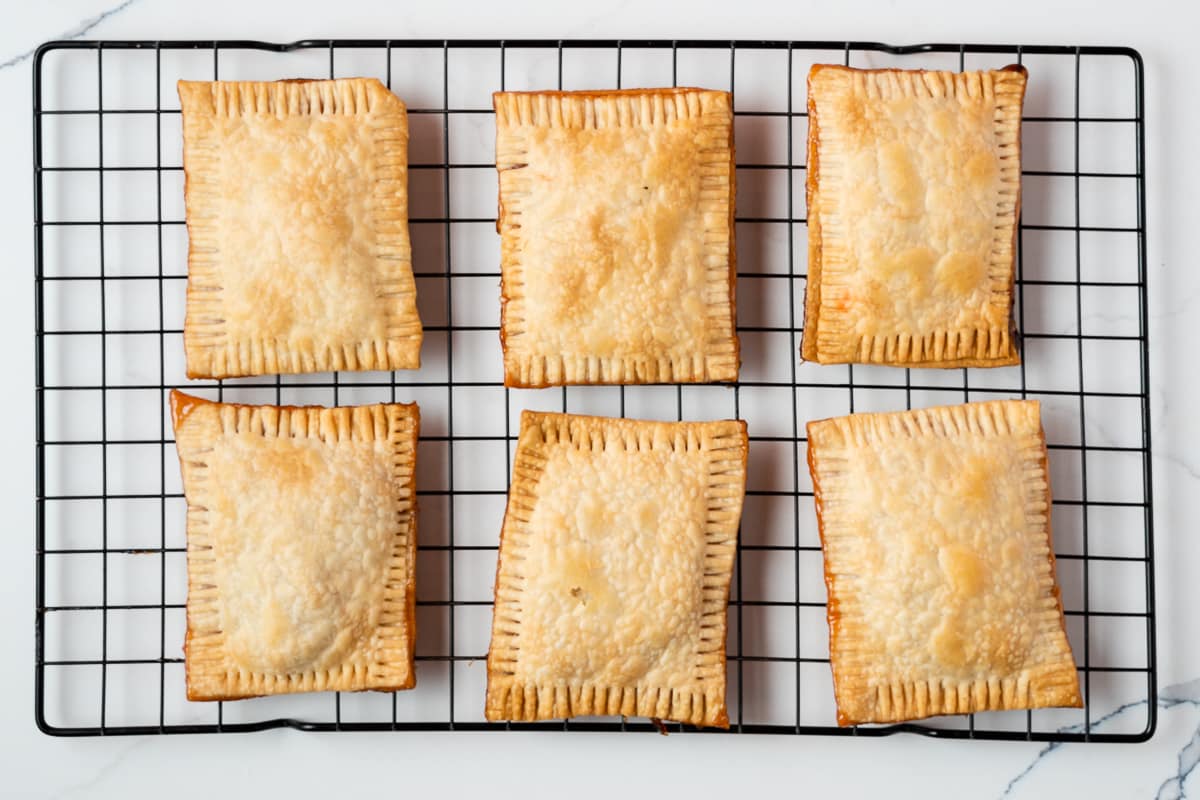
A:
[0,0,138,70]
[999,679,1200,799]
[6,2,1195,798]
[1155,680,1200,800]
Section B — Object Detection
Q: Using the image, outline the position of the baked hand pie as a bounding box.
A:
[494,88,738,387]
[171,391,419,700]
[179,78,422,378]
[486,411,748,727]
[802,65,1028,367]
[806,399,1081,725]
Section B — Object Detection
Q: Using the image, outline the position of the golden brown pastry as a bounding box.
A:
[494,88,738,387]
[179,78,422,378]
[171,391,418,700]
[806,399,1080,725]
[486,411,748,727]
[802,65,1027,367]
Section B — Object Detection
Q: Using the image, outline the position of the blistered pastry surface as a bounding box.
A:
[486,412,748,727]
[179,79,421,378]
[803,67,1026,367]
[807,400,1081,724]
[495,89,737,386]
[173,393,419,699]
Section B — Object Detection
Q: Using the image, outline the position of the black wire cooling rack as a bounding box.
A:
[33,39,1154,740]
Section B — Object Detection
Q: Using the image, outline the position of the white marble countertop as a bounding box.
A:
[2,1,1197,797]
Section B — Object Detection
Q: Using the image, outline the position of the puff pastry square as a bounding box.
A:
[494,88,738,387]
[486,411,748,727]
[802,65,1028,367]
[807,399,1081,725]
[179,78,422,378]
[171,391,419,700]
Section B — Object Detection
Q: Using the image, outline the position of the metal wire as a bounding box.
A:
[32,39,1154,741]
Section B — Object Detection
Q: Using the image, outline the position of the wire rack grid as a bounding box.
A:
[33,38,1154,741]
